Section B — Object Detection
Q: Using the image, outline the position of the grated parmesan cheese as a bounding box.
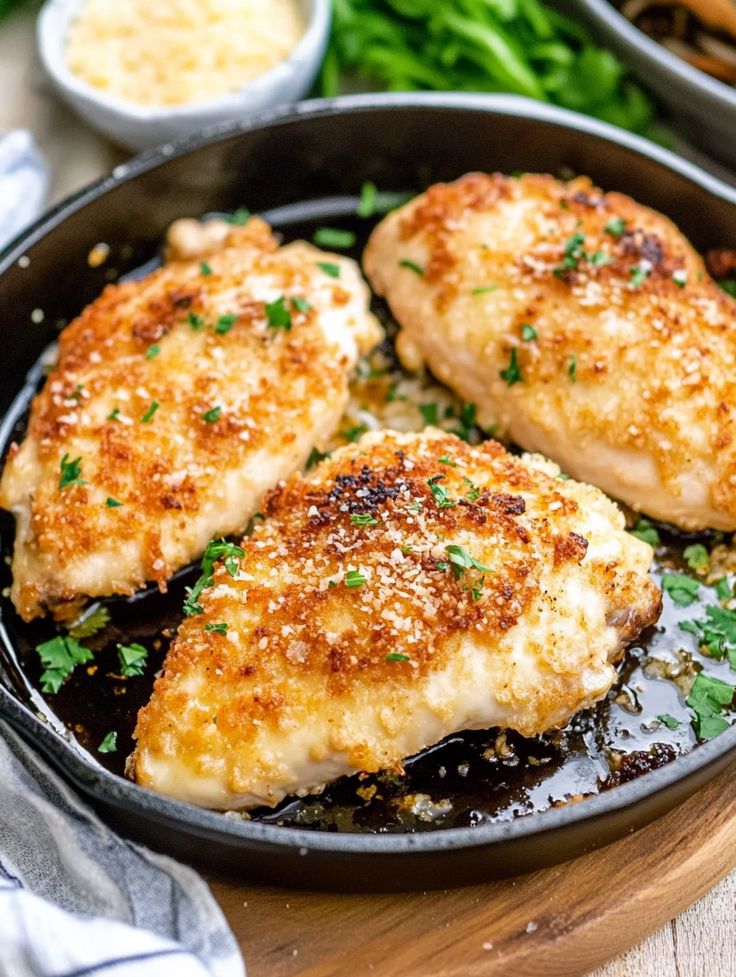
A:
[65,0,305,108]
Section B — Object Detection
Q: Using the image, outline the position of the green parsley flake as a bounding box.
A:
[306,446,329,469]
[145,344,160,360]
[98,731,118,753]
[183,538,245,616]
[568,355,577,383]
[629,518,660,546]
[59,454,85,490]
[500,348,522,386]
[215,313,238,334]
[341,424,368,443]
[228,206,251,225]
[438,455,456,466]
[35,635,93,694]
[605,217,627,238]
[428,475,456,509]
[107,408,121,421]
[680,604,736,668]
[662,572,700,607]
[205,622,228,635]
[187,312,206,331]
[471,285,498,295]
[454,402,478,442]
[351,513,378,526]
[290,296,312,314]
[200,262,213,276]
[265,295,292,331]
[67,605,110,640]
[419,402,438,425]
[117,642,148,677]
[470,577,485,601]
[105,497,123,508]
[673,269,688,287]
[317,261,341,279]
[445,544,492,580]
[657,713,681,730]
[589,250,612,267]
[357,181,377,218]
[386,652,411,662]
[686,672,735,740]
[683,543,709,572]
[553,232,586,278]
[345,569,367,588]
[313,227,356,249]
[717,578,733,602]
[630,264,650,288]
[521,324,537,341]
[399,259,423,276]
[463,477,480,502]
[141,401,159,423]
[202,406,222,424]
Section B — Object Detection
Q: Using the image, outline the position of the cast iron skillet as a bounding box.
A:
[1,93,735,892]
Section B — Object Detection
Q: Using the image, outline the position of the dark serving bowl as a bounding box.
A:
[570,0,736,167]
[1,93,736,892]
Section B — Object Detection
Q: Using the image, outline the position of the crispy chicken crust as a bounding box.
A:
[130,429,660,810]
[0,219,381,620]
[363,172,736,531]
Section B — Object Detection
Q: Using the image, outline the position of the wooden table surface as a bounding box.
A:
[2,8,734,974]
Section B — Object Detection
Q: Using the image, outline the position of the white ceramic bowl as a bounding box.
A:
[37,0,330,152]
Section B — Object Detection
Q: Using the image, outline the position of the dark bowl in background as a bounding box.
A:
[570,0,736,167]
[1,93,736,891]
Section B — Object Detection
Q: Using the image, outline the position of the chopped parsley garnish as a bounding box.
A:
[385,381,402,403]
[438,454,456,466]
[313,227,356,249]
[500,348,522,386]
[357,181,377,217]
[686,672,735,740]
[630,264,650,288]
[145,344,160,359]
[419,402,438,425]
[471,285,498,295]
[58,454,85,489]
[672,269,688,288]
[35,635,93,694]
[200,261,212,276]
[662,572,700,607]
[568,355,577,383]
[105,497,123,508]
[445,544,492,580]
[306,446,329,469]
[351,513,378,526]
[345,569,367,588]
[657,713,681,730]
[683,543,709,572]
[680,604,736,668]
[589,250,612,267]
[117,642,148,677]
[290,296,312,314]
[183,538,245,616]
[98,731,118,753]
[553,232,586,278]
[453,402,479,442]
[629,518,660,546]
[215,313,238,334]
[520,323,537,341]
[717,577,733,602]
[265,295,292,331]
[428,475,456,509]
[605,217,627,238]
[228,206,251,225]
[141,401,159,423]
[67,605,110,640]
[470,577,485,601]
[462,477,480,502]
[107,408,121,421]
[205,622,228,635]
[386,652,410,662]
[399,259,424,276]
[202,406,222,423]
[317,261,341,279]
[187,312,206,331]
[341,424,368,443]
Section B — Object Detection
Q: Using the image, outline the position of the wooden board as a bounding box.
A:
[206,758,736,977]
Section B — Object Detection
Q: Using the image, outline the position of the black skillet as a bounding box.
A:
[1,93,735,891]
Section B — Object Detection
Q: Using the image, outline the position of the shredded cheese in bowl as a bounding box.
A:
[65,0,306,108]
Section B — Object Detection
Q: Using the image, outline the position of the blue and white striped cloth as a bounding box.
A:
[0,130,47,250]
[0,720,245,977]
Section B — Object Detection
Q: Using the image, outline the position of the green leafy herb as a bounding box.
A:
[553,232,586,278]
[98,731,118,753]
[145,344,160,360]
[35,635,93,694]
[719,279,736,298]
[187,312,206,331]
[341,424,368,443]
[205,622,228,635]
[672,269,688,288]
[521,324,537,341]
[357,181,377,218]
[306,446,329,469]
[453,402,478,442]
[58,454,85,489]
[317,261,341,279]
[680,604,736,668]
[589,250,612,267]
[445,544,492,580]
[351,513,378,526]
[568,355,577,383]
[683,543,709,572]
[629,518,660,546]
[471,285,498,295]
[67,605,110,640]
[470,577,485,601]
[107,408,121,422]
[105,497,123,508]
[630,264,650,288]
[313,227,357,249]
[428,475,455,509]
[200,261,212,276]
[345,569,367,588]
[717,577,733,602]
[290,296,312,314]
[438,454,456,466]
[202,406,222,423]
[686,672,735,740]
[265,295,292,331]
[141,401,159,423]
[657,713,681,730]
[399,259,423,276]
[228,206,251,225]
[117,642,148,677]
[386,652,411,662]
[215,313,238,334]
[462,477,480,502]
[500,348,522,386]
[662,572,700,607]
[419,402,438,425]
[183,538,245,616]
[605,217,627,238]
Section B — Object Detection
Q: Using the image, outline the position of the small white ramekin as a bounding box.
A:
[37,0,330,152]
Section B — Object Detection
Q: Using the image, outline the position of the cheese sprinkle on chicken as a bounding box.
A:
[364,172,736,531]
[0,218,381,621]
[130,429,661,810]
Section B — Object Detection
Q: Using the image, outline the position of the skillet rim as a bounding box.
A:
[1,91,735,859]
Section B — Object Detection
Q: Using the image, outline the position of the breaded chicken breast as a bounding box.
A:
[130,429,660,810]
[0,218,381,621]
[363,172,736,531]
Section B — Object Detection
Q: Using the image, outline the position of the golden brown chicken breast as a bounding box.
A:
[0,218,381,621]
[363,172,736,531]
[130,429,660,810]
